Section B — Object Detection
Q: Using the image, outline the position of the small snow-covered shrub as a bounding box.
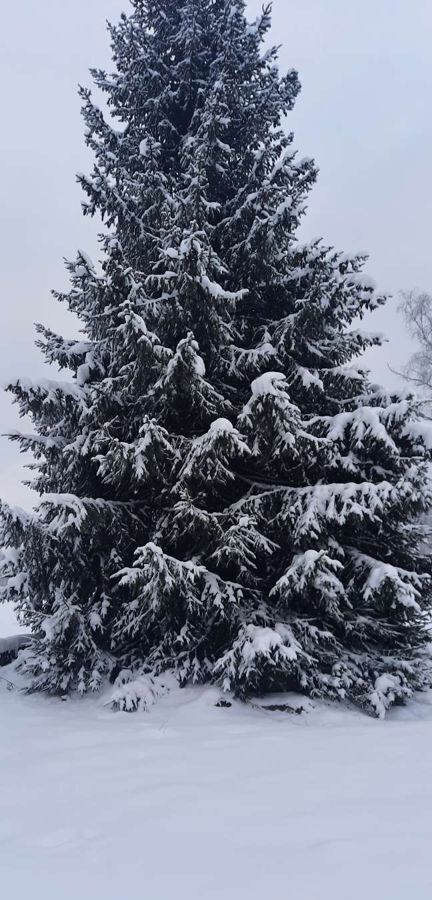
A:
[110,671,162,713]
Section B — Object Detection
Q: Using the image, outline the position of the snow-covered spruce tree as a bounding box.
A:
[2,0,432,715]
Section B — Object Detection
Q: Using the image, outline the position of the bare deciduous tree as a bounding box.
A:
[400,290,432,393]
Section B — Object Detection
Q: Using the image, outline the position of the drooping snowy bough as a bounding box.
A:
[1,0,432,716]
[0,634,31,668]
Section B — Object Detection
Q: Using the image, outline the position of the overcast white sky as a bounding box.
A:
[0,0,431,508]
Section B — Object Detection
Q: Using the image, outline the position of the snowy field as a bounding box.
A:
[1,668,432,900]
[0,603,22,638]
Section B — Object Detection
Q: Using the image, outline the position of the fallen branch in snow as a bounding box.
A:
[0,673,17,690]
[248,699,309,716]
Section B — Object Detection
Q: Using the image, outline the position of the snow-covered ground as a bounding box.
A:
[1,675,432,900]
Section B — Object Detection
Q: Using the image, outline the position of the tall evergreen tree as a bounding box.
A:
[2,0,432,716]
